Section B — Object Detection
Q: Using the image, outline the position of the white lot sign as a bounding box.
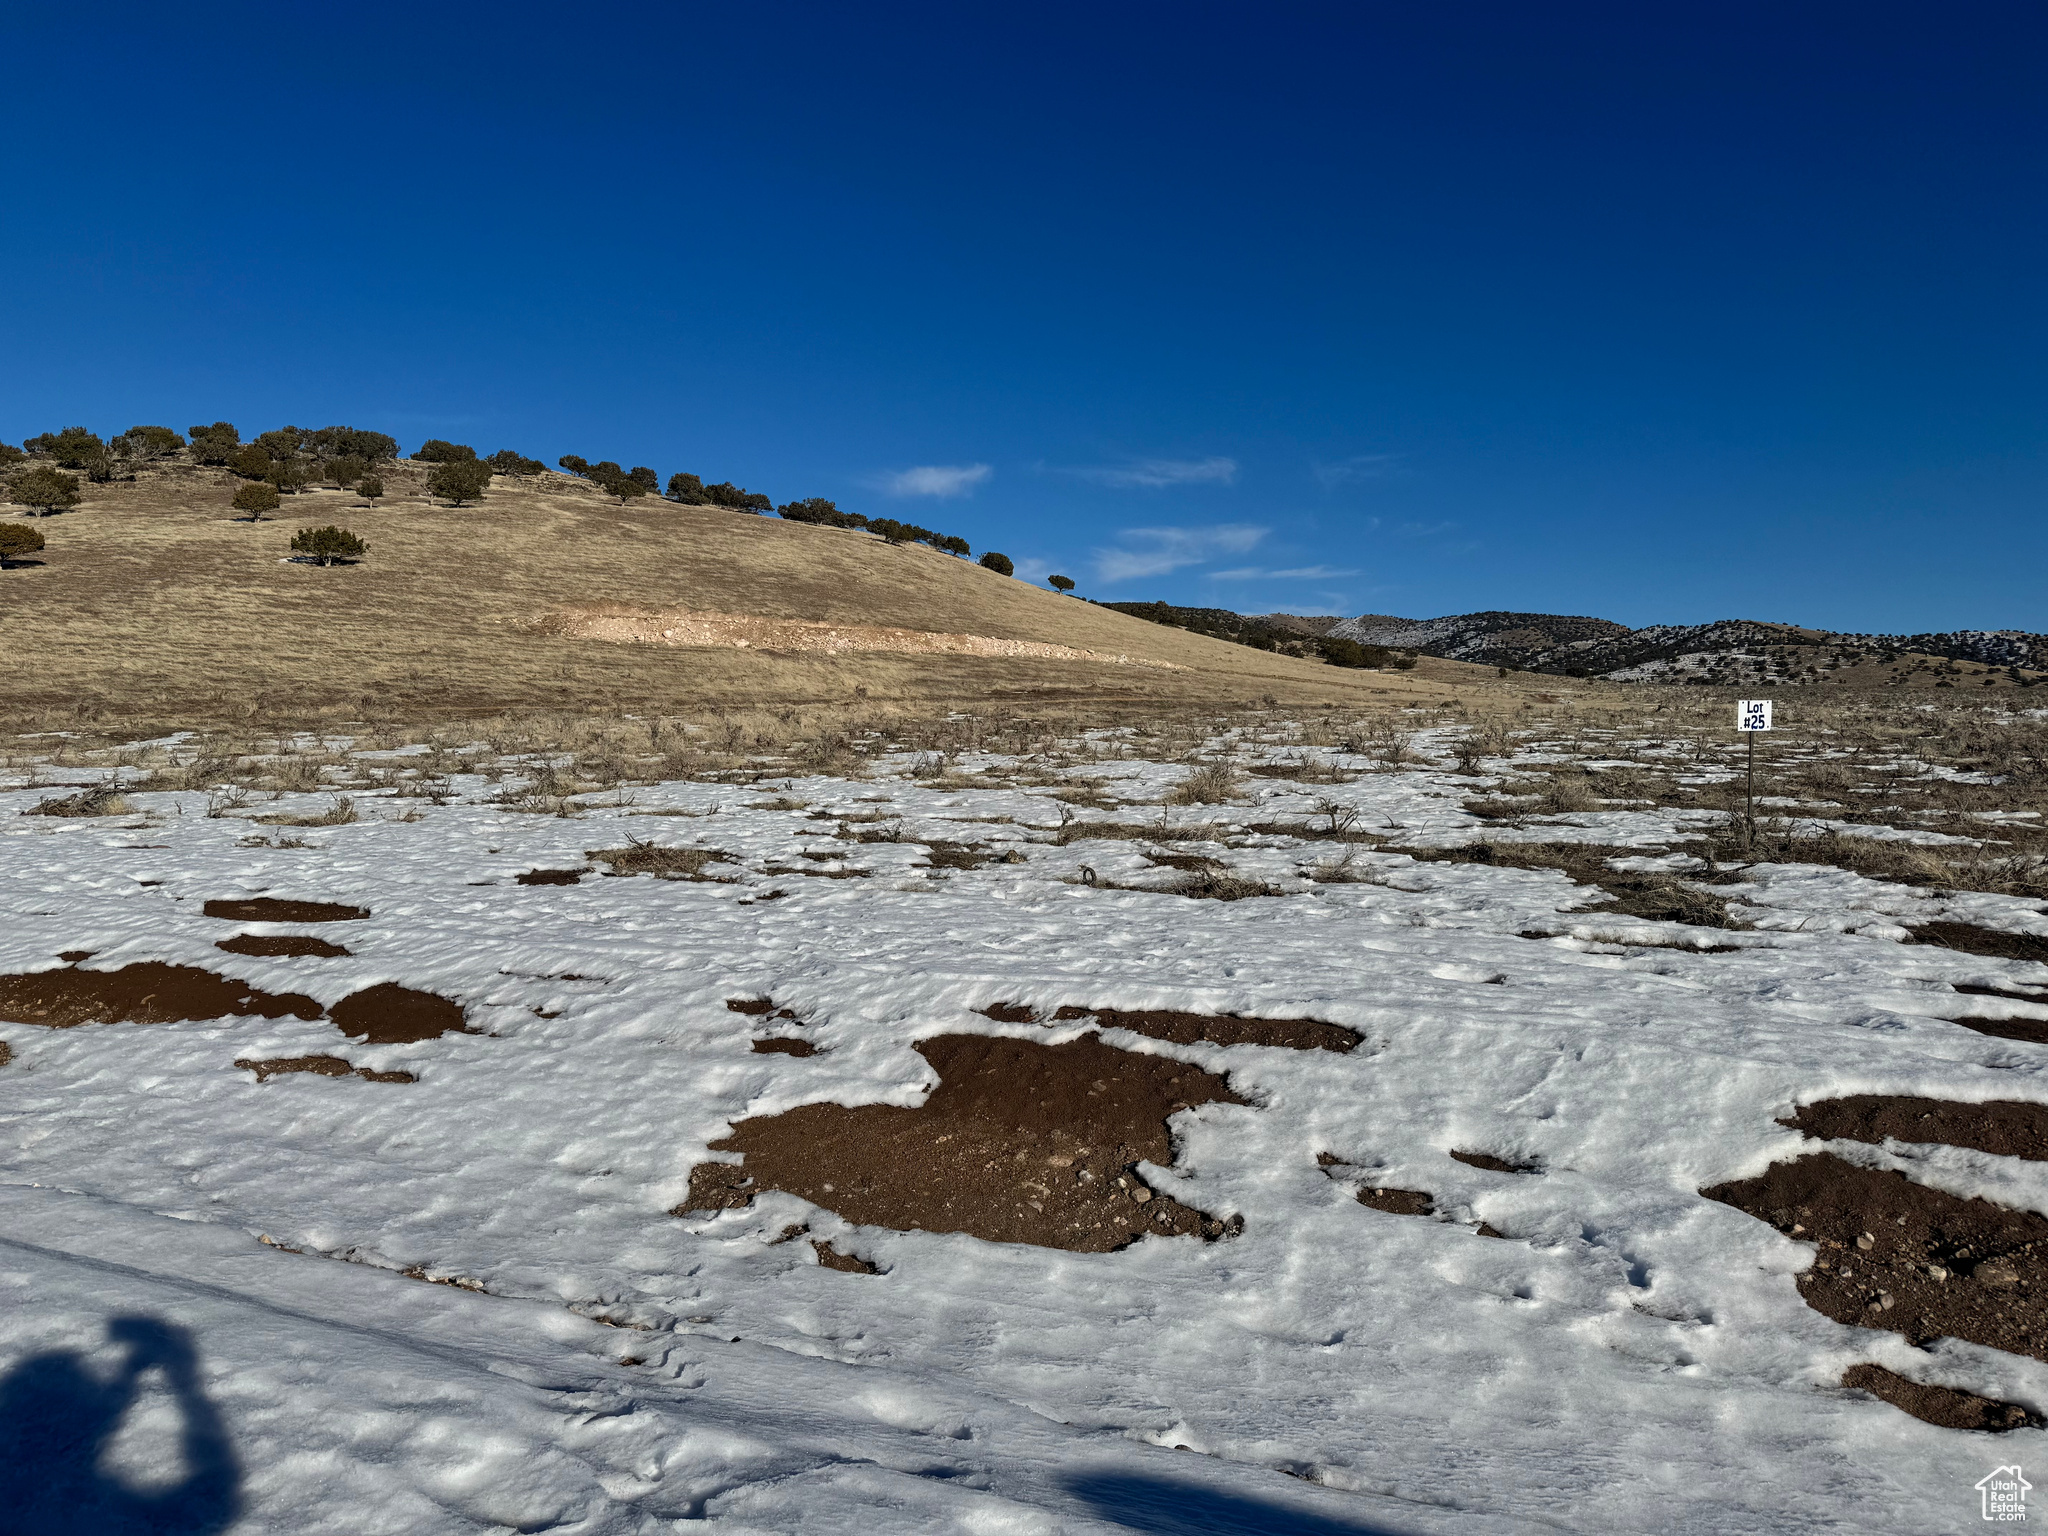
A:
[1737,699,1773,732]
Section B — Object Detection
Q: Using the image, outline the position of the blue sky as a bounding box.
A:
[3,2,2042,632]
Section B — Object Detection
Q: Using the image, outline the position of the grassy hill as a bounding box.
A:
[3,463,1494,729]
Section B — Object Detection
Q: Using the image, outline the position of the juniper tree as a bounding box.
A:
[120,425,184,460]
[0,442,23,466]
[414,439,477,463]
[665,472,711,503]
[325,455,366,488]
[0,524,46,564]
[23,427,105,467]
[978,551,1014,576]
[10,466,80,517]
[358,475,384,505]
[188,422,241,464]
[426,459,492,505]
[232,481,280,521]
[290,525,368,565]
[628,466,659,493]
[1048,575,1075,593]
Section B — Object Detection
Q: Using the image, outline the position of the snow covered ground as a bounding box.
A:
[5,727,2047,1532]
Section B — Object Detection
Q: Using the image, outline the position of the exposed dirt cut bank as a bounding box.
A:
[546,606,1180,670]
[0,963,321,1027]
[1841,1363,2039,1432]
[329,983,470,1044]
[1704,1153,2048,1362]
[1783,1095,2048,1162]
[216,935,352,958]
[681,1032,1246,1251]
[979,1003,1359,1053]
[203,898,370,923]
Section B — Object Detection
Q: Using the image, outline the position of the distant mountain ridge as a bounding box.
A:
[1325,610,2048,688]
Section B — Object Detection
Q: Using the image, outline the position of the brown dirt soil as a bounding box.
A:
[215,934,352,958]
[981,1003,1359,1053]
[1951,1016,2048,1046]
[1783,1095,2048,1161]
[753,1037,818,1057]
[1318,1155,1504,1236]
[202,898,369,923]
[235,1055,416,1084]
[58,950,94,963]
[678,1032,1246,1251]
[1955,981,2048,1003]
[0,963,322,1027]
[1908,921,2048,964]
[726,996,787,1016]
[1703,1153,2048,1361]
[812,1241,879,1274]
[1450,1150,1540,1174]
[1841,1362,2040,1431]
[329,983,470,1044]
[1356,1186,1436,1217]
[516,868,586,885]
[0,1041,11,1069]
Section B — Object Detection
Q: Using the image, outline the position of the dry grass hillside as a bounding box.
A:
[4,462,1503,729]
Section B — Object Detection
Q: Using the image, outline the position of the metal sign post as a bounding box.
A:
[1736,699,1773,853]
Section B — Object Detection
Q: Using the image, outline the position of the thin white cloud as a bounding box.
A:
[1092,523,1267,583]
[879,463,992,498]
[1068,456,1238,490]
[1206,564,1361,581]
[1313,454,1401,489]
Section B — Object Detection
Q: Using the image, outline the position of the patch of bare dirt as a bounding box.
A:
[329,983,470,1044]
[1783,1096,2048,1162]
[1703,1153,2048,1361]
[216,935,351,958]
[0,1041,11,1069]
[1951,1016,2048,1046]
[0,963,322,1027]
[678,1032,1246,1251]
[981,1003,1359,1053]
[1355,1185,1435,1217]
[753,1037,818,1057]
[545,606,1179,669]
[726,996,778,1016]
[235,1055,415,1084]
[812,1241,878,1273]
[1318,1154,1504,1236]
[202,898,369,922]
[1450,1149,1540,1174]
[1841,1362,2039,1431]
[1908,921,2048,964]
[516,868,586,885]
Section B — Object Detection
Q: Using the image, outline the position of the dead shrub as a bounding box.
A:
[23,784,132,817]
[1167,763,1242,805]
[585,839,738,879]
